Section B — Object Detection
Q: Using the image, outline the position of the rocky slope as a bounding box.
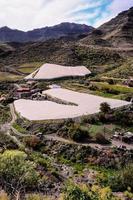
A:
[82,7,133,48]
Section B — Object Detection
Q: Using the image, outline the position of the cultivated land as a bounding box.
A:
[14,88,130,121]
[0,8,133,200]
[25,63,91,80]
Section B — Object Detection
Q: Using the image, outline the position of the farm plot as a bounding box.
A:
[25,63,91,80]
[14,88,130,121]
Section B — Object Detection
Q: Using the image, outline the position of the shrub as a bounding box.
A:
[114,110,133,126]
[109,163,133,192]
[88,84,98,91]
[24,136,41,149]
[100,102,111,114]
[0,150,39,192]
[107,79,115,85]
[64,184,90,200]
[91,185,119,200]
[64,183,120,200]
[95,133,110,144]
[68,124,90,142]
[124,189,133,199]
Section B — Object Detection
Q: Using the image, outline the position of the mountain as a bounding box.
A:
[0,7,133,80]
[0,38,122,72]
[0,23,94,43]
[81,7,133,48]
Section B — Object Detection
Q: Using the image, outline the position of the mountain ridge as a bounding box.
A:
[0,22,94,43]
[81,7,133,48]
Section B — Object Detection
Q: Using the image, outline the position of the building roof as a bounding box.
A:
[17,87,30,92]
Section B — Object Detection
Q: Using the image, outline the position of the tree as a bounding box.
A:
[95,133,110,145]
[100,102,111,114]
[68,124,90,142]
[0,150,39,194]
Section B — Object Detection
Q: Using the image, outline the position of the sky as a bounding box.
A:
[0,0,133,31]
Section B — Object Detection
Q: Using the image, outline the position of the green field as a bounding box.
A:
[0,72,23,81]
[18,62,43,74]
[92,82,133,94]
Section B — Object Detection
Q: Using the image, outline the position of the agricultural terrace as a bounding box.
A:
[14,88,130,121]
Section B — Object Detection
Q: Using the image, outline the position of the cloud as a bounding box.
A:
[109,0,133,14]
[0,0,132,30]
[0,0,104,30]
[94,0,133,27]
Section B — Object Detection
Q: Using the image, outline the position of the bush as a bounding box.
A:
[109,163,133,192]
[64,183,120,200]
[68,124,90,142]
[107,79,115,85]
[95,133,110,144]
[114,110,133,126]
[0,150,39,192]
[100,102,111,114]
[64,184,91,200]
[24,136,41,149]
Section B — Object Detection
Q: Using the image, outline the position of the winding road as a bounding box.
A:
[2,103,132,151]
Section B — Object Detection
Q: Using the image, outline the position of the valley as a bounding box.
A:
[0,6,133,200]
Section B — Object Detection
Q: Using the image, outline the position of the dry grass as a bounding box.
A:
[0,72,22,81]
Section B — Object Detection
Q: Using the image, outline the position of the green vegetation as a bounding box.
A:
[0,150,40,192]
[18,62,43,74]
[0,41,133,199]
[0,72,22,81]
[68,123,90,142]
[89,124,118,137]
[0,105,11,124]
[75,46,122,68]
[12,122,26,133]
[64,183,120,200]
[100,102,111,114]
[90,81,133,94]
[109,163,133,192]
[105,59,133,79]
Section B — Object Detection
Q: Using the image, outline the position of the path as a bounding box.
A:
[45,134,133,150]
[10,104,17,124]
[6,104,133,151]
[45,134,111,150]
[0,104,24,148]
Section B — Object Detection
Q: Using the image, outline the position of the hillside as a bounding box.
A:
[0,23,94,43]
[0,39,122,74]
[0,7,133,81]
[0,6,133,200]
[99,7,133,47]
[81,7,133,48]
